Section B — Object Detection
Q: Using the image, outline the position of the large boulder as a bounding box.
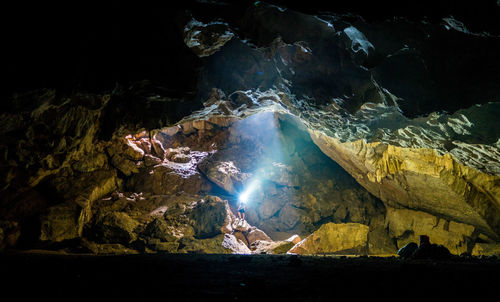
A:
[189,196,233,238]
[198,159,250,194]
[92,212,140,245]
[246,227,272,245]
[222,234,251,254]
[289,222,369,255]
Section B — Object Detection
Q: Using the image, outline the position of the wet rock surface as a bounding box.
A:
[0,1,499,257]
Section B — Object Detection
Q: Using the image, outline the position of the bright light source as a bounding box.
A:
[238,178,260,204]
[239,191,249,203]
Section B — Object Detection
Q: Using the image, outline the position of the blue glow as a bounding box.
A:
[238,178,261,204]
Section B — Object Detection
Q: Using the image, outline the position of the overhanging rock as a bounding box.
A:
[308,129,500,240]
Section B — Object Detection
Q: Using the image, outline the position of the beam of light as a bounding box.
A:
[238,178,261,204]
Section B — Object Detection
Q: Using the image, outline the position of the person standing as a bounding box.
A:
[237,200,246,221]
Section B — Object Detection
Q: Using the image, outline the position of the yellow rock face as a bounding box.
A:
[289,222,369,255]
[385,207,475,255]
[309,130,500,240]
[472,243,500,256]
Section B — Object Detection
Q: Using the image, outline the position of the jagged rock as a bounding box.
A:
[222,233,251,254]
[385,207,476,255]
[472,243,500,256]
[92,212,140,245]
[289,223,369,255]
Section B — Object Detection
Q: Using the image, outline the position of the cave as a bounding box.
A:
[1,0,499,300]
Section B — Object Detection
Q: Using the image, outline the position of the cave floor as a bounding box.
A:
[1,252,498,301]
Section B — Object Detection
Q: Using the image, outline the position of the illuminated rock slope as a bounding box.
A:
[1,2,499,255]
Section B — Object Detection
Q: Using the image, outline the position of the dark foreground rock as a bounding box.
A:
[1,252,499,301]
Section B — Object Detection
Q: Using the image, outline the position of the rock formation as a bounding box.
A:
[1,2,499,256]
[289,222,370,255]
